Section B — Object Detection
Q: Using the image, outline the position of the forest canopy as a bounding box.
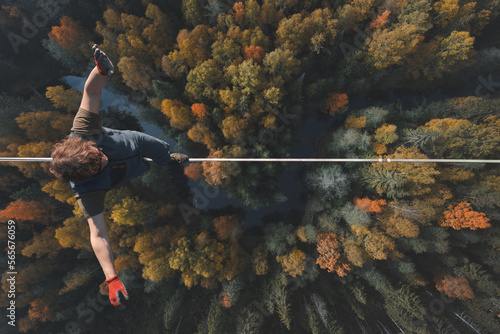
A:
[0,0,499,333]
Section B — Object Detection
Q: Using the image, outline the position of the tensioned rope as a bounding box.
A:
[1,157,499,164]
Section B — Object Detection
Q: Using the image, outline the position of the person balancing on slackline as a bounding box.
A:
[49,45,189,307]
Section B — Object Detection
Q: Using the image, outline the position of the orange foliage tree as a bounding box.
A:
[232,2,245,25]
[202,150,232,185]
[184,162,204,181]
[213,215,243,241]
[354,197,387,213]
[316,233,351,277]
[244,46,265,62]
[48,16,89,57]
[324,93,349,116]
[191,103,209,117]
[442,202,490,230]
[370,10,391,30]
[0,200,48,222]
[435,275,475,300]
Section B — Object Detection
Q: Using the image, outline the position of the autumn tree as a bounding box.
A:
[22,227,62,259]
[186,60,224,102]
[55,217,91,250]
[262,48,301,79]
[0,200,48,222]
[244,45,265,62]
[276,8,338,54]
[442,202,491,230]
[433,0,460,28]
[202,150,233,185]
[336,0,376,31]
[117,56,152,91]
[220,115,249,142]
[363,228,400,260]
[42,179,76,205]
[372,123,398,154]
[188,123,217,149]
[369,146,440,197]
[213,215,243,241]
[228,59,265,96]
[324,93,349,116]
[111,197,152,226]
[378,211,420,238]
[423,31,475,79]
[343,236,370,267]
[191,103,209,117]
[48,16,90,58]
[277,247,306,277]
[184,162,204,181]
[316,233,351,277]
[345,115,367,129]
[365,23,422,70]
[435,274,475,300]
[354,197,387,213]
[211,36,241,67]
[176,25,216,69]
[232,2,245,25]
[420,116,500,159]
[45,86,81,112]
[16,111,73,142]
[370,10,391,29]
[27,297,55,323]
[161,99,195,130]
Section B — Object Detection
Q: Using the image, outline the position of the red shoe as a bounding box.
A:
[92,44,114,77]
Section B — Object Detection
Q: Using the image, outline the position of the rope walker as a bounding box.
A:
[1,157,499,164]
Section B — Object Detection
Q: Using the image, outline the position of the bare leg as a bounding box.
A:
[79,67,107,115]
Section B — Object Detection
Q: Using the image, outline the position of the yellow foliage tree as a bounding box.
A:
[363,228,399,260]
[42,179,76,205]
[187,123,217,149]
[46,86,82,112]
[345,115,367,129]
[276,248,306,277]
[161,99,195,130]
[366,23,422,70]
[22,227,62,259]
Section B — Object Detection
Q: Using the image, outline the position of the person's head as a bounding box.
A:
[50,137,104,182]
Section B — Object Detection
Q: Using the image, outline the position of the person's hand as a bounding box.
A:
[105,274,128,306]
[92,44,114,77]
[170,153,189,163]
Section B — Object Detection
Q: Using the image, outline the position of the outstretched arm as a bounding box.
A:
[87,213,129,307]
[87,213,116,279]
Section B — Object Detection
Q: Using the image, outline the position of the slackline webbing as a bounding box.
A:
[1,157,499,164]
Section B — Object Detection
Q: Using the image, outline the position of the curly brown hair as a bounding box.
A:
[50,137,101,182]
